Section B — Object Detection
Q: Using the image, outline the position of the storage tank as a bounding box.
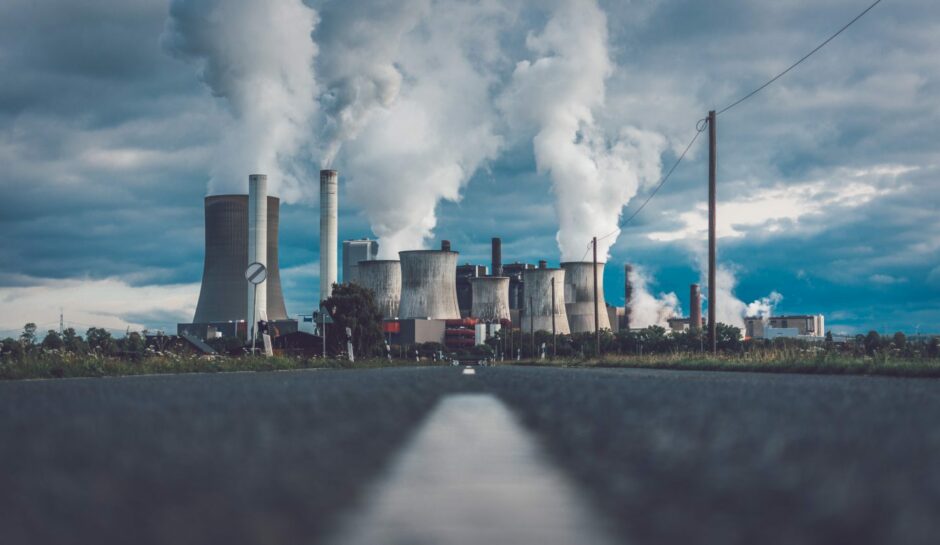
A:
[561,261,611,333]
[357,260,401,320]
[470,277,511,322]
[521,268,569,334]
[192,195,288,323]
[398,250,460,320]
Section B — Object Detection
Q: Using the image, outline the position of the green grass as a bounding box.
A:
[2,350,938,380]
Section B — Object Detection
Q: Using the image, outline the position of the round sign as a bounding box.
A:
[245,262,267,285]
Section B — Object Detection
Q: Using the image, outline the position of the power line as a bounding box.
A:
[717,0,884,116]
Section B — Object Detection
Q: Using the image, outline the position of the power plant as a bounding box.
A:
[398,246,461,320]
[470,277,511,322]
[522,265,569,334]
[357,260,401,320]
[561,261,610,333]
[320,169,338,303]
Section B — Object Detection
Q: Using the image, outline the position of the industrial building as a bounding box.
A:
[746,314,826,339]
[343,238,378,284]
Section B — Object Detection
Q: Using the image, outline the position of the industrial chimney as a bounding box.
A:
[690,283,702,331]
[398,250,460,319]
[470,277,510,322]
[561,261,611,333]
[358,260,402,320]
[441,240,451,252]
[491,238,502,277]
[247,175,267,333]
[522,267,569,334]
[192,195,288,324]
[320,170,338,303]
[624,264,633,331]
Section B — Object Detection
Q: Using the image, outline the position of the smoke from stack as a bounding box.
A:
[247,175,268,329]
[491,238,502,277]
[500,0,666,262]
[626,265,679,328]
[320,170,339,302]
[161,0,319,203]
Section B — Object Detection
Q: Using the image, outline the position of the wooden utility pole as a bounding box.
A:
[551,276,557,358]
[592,236,600,358]
[708,110,718,354]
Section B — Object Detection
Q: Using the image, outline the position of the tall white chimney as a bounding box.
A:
[247,174,268,333]
[320,169,339,303]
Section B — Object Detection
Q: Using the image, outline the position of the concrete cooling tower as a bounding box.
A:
[192,195,287,323]
[357,260,401,320]
[561,261,610,333]
[521,267,569,334]
[470,277,510,322]
[398,250,460,320]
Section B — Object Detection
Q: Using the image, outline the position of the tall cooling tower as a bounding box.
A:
[690,283,702,331]
[398,250,460,320]
[358,260,401,319]
[247,175,267,329]
[522,267,569,334]
[320,169,338,303]
[192,195,288,323]
[470,277,510,322]
[561,261,611,333]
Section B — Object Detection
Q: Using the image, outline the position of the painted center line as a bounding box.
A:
[328,393,618,545]
[462,368,476,375]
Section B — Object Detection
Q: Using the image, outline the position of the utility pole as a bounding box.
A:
[708,110,718,354]
[592,236,600,358]
[551,276,557,358]
[59,308,64,335]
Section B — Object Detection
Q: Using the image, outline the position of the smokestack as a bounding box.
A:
[247,174,267,331]
[538,260,548,269]
[441,240,451,252]
[690,283,702,331]
[624,264,632,331]
[522,268,569,334]
[320,170,338,303]
[561,261,611,333]
[357,260,401,320]
[193,195,288,324]
[398,250,460,319]
[491,238,502,277]
[470,277,511,322]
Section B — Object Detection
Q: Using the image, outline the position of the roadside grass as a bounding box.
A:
[2,350,938,380]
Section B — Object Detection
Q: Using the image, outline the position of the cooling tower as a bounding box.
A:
[398,250,460,320]
[358,260,401,319]
[690,283,702,331]
[521,268,569,334]
[561,261,611,333]
[320,169,338,303]
[192,195,288,323]
[247,175,267,333]
[470,277,510,322]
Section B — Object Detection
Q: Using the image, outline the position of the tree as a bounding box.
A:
[62,328,86,353]
[892,331,907,351]
[864,330,881,356]
[20,323,37,346]
[86,327,114,355]
[927,337,939,359]
[714,323,743,352]
[41,330,64,351]
[321,283,384,358]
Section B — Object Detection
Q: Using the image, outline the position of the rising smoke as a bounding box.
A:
[501,0,667,262]
[628,265,680,328]
[161,0,319,203]
[696,257,784,330]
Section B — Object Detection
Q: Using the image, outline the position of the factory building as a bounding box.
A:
[745,314,825,339]
[343,238,378,284]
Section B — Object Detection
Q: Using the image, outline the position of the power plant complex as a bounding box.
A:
[179,169,825,348]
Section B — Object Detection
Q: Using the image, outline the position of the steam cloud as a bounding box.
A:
[502,0,666,262]
[627,266,680,328]
[161,0,319,203]
[696,257,784,330]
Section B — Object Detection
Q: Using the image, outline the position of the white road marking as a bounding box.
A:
[462,368,476,375]
[328,393,618,545]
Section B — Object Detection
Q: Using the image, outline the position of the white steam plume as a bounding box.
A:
[315,0,429,168]
[746,291,783,319]
[501,0,666,262]
[162,0,318,202]
[695,256,784,331]
[627,266,680,328]
[337,0,510,257]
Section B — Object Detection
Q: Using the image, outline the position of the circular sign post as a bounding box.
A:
[245,262,267,352]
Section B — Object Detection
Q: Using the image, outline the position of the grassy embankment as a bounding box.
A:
[2,349,939,380]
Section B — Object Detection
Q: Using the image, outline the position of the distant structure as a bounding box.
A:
[623,264,633,331]
[746,314,825,339]
[343,239,378,284]
[503,262,534,316]
[561,261,611,332]
[320,169,338,302]
[357,260,401,319]
[470,277,511,322]
[689,283,702,332]
[398,244,460,320]
[521,263,569,334]
[247,174,267,336]
[456,264,487,317]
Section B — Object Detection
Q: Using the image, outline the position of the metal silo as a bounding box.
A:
[561,261,611,333]
[521,267,569,334]
[398,250,460,320]
[192,195,288,324]
[470,277,510,322]
[357,260,401,320]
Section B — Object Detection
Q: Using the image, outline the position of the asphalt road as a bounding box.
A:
[1,366,938,545]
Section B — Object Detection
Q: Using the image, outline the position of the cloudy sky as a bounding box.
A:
[1,0,937,337]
